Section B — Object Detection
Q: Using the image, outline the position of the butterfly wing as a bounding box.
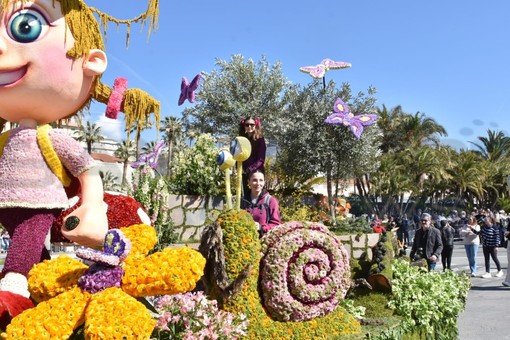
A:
[321,58,352,70]
[348,120,364,139]
[148,140,165,168]
[324,113,347,124]
[355,114,378,126]
[187,74,202,103]
[325,98,350,124]
[178,76,190,105]
[333,97,350,115]
[347,115,378,138]
[299,65,326,78]
[131,154,148,169]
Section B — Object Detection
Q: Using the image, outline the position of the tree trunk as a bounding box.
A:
[326,169,336,222]
[135,128,141,159]
[166,141,173,177]
[121,160,129,190]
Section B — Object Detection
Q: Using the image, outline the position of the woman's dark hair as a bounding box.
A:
[247,168,265,180]
[239,116,263,140]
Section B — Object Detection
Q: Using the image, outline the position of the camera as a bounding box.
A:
[475,214,486,225]
[413,247,424,261]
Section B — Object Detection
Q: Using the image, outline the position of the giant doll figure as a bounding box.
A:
[0,0,159,323]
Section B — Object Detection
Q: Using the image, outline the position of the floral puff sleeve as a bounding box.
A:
[50,129,96,177]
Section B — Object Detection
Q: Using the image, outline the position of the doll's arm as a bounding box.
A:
[61,167,108,248]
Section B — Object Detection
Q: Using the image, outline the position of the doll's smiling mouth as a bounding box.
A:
[0,66,27,86]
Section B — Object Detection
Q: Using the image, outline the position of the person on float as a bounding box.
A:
[241,169,281,236]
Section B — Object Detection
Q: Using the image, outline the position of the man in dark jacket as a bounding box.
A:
[410,213,443,271]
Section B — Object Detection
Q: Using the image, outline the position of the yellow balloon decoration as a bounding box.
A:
[217,149,236,209]
[229,137,252,210]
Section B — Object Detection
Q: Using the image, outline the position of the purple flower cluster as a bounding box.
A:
[104,229,132,261]
[76,248,120,266]
[76,229,132,294]
[78,264,125,294]
[260,221,351,322]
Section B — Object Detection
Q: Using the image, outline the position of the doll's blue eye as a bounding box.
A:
[8,10,47,43]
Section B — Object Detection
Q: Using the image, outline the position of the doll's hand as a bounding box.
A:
[61,203,108,248]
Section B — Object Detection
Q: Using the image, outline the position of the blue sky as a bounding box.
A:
[86,0,510,150]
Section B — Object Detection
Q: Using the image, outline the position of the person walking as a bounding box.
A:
[502,222,510,287]
[397,214,410,250]
[440,219,455,271]
[410,213,443,271]
[459,215,481,277]
[479,215,504,278]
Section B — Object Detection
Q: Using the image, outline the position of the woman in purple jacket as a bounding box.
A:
[241,170,281,235]
[239,117,266,194]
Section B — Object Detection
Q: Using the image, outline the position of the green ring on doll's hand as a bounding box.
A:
[65,216,80,231]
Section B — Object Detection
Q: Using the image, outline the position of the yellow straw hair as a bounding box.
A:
[37,125,72,187]
[0,130,9,156]
[122,88,161,139]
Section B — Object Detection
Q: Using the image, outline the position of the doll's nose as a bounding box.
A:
[0,34,8,55]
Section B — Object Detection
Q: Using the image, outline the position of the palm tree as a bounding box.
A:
[400,112,447,147]
[125,120,154,160]
[446,150,486,209]
[74,121,104,154]
[141,141,157,154]
[469,130,510,207]
[376,104,406,153]
[469,129,510,162]
[99,170,120,192]
[114,140,136,190]
[160,116,183,176]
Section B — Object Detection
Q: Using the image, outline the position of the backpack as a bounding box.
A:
[261,194,271,224]
[242,194,271,225]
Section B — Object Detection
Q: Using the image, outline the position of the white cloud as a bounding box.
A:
[96,116,123,142]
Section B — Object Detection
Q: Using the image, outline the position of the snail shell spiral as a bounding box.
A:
[259,221,351,322]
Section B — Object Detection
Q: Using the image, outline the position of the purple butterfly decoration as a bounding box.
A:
[131,140,165,169]
[178,73,201,105]
[324,98,377,139]
[299,58,351,79]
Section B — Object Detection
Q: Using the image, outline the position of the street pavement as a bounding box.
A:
[0,242,507,339]
[452,241,510,340]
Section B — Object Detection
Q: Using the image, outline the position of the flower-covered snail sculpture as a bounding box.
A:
[4,224,205,339]
[200,211,361,338]
[259,221,351,322]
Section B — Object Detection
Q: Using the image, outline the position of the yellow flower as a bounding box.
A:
[4,224,205,339]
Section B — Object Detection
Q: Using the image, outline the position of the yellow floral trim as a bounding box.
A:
[3,287,89,339]
[28,256,88,303]
[122,246,205,297]
[6,224,206,339]
[36,124,71,187]
[84,287,155,340]
[122,223,157,260]
[0,130,9,158]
